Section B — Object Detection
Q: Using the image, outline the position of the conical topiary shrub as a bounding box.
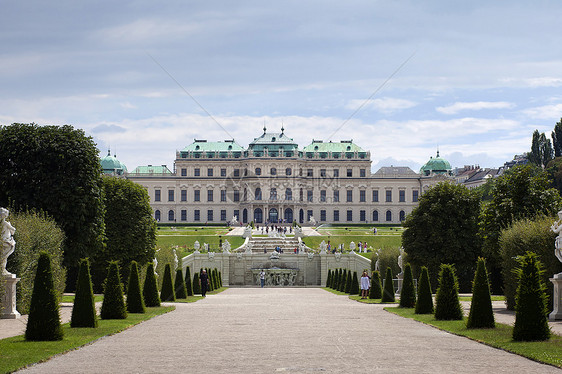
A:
[175,268,187,299]
[327,269,332,288]
[345,269,353,293]
[25,252,63,341]
[206,268,214,292]
[399,263,416,308]
[101,261,127,320]
[192,272,201,295]
[127,261,145,314]
[350,271,359,295]
[218,270,222,288]
[512,252,550,341]
[339,269,348,292]
[143,262,161,307]
[381,267,395,302]
[415,266,433,314]
[369,271,382,299]
[467,258,494,328]
[160,263,176,302]
[434,264,463,321]
[332,269,338,289]
[71,258,98,328]
[213,269,220,290]
[185,267,193,296]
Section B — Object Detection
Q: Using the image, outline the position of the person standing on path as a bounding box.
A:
[360,271,370,299]
[200,269,209,297]
[260,269,266,288]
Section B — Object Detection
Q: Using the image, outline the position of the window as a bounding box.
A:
[233,169,240,177]
[307,210,313,221]
[372,210,379,221]
[233,190,240,202]
[181,190,187,202]
[154,189,161,202]
[320,190,326,202]
[207,210,213,221]
[234,210,239,222]
[243,188,247,201]
[386,210,392,222]
[333,210,340,222]
[221,210,227,221]
[168,210,175,221]
[168,190,174,202]
[320,210,326,221]
[347,210,353,222]
[285,188,292,200]
[270,188,277,200]
[181,210,187,221]
[360,168,366,177]
[359,190,366,202]
[400,210,406,222]
[333,169,339,177]
[270,167,277,176]
[194,168,200,176]
[320,169,326,177]
[333,190,340,202]
[399,190,405,202]
[285,168,292,176]
[221,190,227,202]
[181,168,187,176]
[255,167,261,176]
[194,190,200,202]
[346,190,353,202]
[347,168,352,177]
[307,190,313,202]
[386,190,392,202]
[360,210,366,222]
[221,168,226,177]
[155,210,161,221]
[205,168,212,177]
[413,190,419,202]
[194,210,200,221]
[207,190,213,202]
[307,169,313,177]
[372,190,379,202]
[255,188,262,200]
[300,188,303,201]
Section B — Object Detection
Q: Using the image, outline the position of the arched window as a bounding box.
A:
[372,210,378,222]
[168,210,175,221]
[399,210,406,222]
[386,210,392,222]
[254,208,263,223]
[255,188,262,200]
[155,210,161,222]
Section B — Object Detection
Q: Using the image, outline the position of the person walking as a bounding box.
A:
[200,269,210,297]
[360,271,370,299]
[260,269,266,288]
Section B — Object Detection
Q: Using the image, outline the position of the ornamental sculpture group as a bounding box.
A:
[1,208,20,319]
[550,211,562,320]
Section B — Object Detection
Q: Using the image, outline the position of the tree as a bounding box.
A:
[369,271,382,299]
[339,269,347,292]
[126,261,145,313]
[350,271,359,295]
[466,258,494,329]
[25,252,64,341]
[160,264,176,302]
[402,182,481,292]
[185,267,193,296]
[174,268,187,299]
[71,258,98,328]
[415,266,434,314]
[100,261,127,319]
[381,267,395,302]
[192,272,201,295]
[481,164,561,293]
[434,264,463,321]
[512,252,550,341]
[0,124,105,285]
[327,269,332,288]
[143,262,161,307]
[528,130,554,168]
[399,263,416,308]
[552,118,562,157]
[345,269,353,293]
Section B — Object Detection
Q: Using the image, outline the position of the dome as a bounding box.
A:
[420,151,452,176]
[100,149,128,175]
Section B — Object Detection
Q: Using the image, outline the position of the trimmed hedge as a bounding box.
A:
[369,271,382,299]
[127,261,145,313]
[382,267,395,302]
[345,269,353,293]
[174,268,187,299]
[399,263,416,308]
[434,264,463,321]
[350,272,359,295]
[340,269,348,292]
[143,262,161,307]
[327,269,332,288]
[160,264,176,302]
[467,258,494,328]
[100,261,127,320]
[185,267,193,296]
[415,266,434,314]
[192,272,201,295]
[71,258,98,327]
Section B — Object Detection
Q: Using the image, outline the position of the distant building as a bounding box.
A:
[100,149,127,176]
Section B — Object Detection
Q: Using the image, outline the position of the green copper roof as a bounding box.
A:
[100,149,127,175]
[182,139,244,152]
[130,165,172,174]
[302,140,364,153]
[420,151,452,175]
[248,129,299,150]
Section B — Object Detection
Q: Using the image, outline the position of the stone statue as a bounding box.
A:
[375,248,381,272]
[349,241,356,253]
[153,257,158,277]
[194,240,200,253]
[398,247,405,274]
[173,248,178,271]
[1,208,16,275]
[551,210,562,264]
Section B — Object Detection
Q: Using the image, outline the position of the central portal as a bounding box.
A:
[268,208,278,223]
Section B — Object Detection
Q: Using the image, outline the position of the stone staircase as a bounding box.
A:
[248,237,301,253]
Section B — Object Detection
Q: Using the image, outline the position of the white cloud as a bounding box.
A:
[436,101,515,115]
[499,77,562,88]
[346,97,417,114]
[522,103,562,120]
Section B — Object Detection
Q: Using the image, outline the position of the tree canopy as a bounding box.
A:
[552,118,562,157]
[528,129,553,168]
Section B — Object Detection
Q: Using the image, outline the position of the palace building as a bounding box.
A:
[122,127,452,225]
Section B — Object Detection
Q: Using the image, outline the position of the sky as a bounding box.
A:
[2,1,562,172]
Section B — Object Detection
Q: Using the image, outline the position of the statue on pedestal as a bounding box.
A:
[550,210,562,265]
[397,247,405,275]
[549,210,562,320]
[1,208,16,275]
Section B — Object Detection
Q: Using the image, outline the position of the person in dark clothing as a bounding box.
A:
[200,269,209,297]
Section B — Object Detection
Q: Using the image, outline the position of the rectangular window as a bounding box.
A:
[413,190,419,202]
[181,190,187,202]
[221,190,227,202]
[270,188,277,200]
[320,169,326,177]
[372,190,379,202]
[194,190,200,202]
[333,210,340,222]
[221,168,226,177]
[155,189,161,202]
[386,190,392,202]
[333,190,340,203]
[307,210,313,221]
[194,168,200,176]
[194,210,200,221]
[181,168,187,176]
[346,190,353,202]
[207,210,213,221]
[307,190,313,202]
[360,168,366,177]
[347,168,352,177]
[233,169,240,177]
[300,189,304,201]
[399,190,405,202]
[347,210,353,222]
[285,168,292,176]
[320,190,326,202]
[333,169,339,177]
[181,210,187,221]
[207,190,213,202]
[320,210,326,221]
[221,210,226,221]
[360,210,366,222]
[307,169,313,177]
[359,190,366,202]
[207,168,213,177]
[233,190,240,202]
[168,190,174,202]
[270,167,277,176]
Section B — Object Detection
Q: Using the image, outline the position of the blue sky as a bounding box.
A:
[2,1,562,172]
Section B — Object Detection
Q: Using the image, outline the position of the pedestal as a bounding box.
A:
[1,273,21,319]
[549,273,562,321]
[396,273,404,296]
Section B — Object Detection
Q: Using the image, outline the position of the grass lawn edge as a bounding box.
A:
[321,287,398,304]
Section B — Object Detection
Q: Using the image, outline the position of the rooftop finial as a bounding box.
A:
[281,122,284,134]
[107,148,111,156]
[263,120,266,134]
[436,146,440,157]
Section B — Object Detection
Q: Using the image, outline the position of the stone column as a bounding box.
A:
[549,273,562,321]
[1,273,21,319]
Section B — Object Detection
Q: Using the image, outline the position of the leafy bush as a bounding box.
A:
[381,267,395,302]
[160,264,176,302]
[434,264,463,320]
[466,258,494,328]
[399,263,416,308]
[25,252,63,341]
[350,272,359,295]
[154,246,177,290]
[6,210,66,315]
[143,262,160,307]
[185,267,193,296]
[126,261,145,313]
[369,271,382,299]
[370,247,401,279]
[499,216,562,310]
[415,266,434,314]
[100,261,127,319]
[174,269,187,299]
[71,258,98,327]
[192,272,201,295]
[512,252,550,341]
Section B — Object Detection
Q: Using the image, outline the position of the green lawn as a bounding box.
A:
[173,286,228,302]
[387,307,562,368]
[322,287,398,304]
[303,235,401,251]
[156,226,245,251]
[0,306,174,373]
[61,294,103,303]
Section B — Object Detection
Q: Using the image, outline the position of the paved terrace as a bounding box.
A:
[15,288,562,373]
